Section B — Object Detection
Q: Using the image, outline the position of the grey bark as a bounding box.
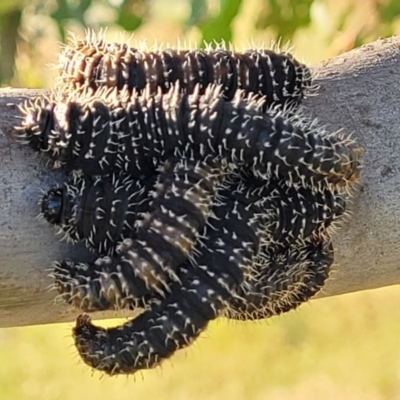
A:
[0,36,399,328]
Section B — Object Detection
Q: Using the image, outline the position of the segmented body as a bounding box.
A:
[17,84,361,189]
[72,173,266,375]
[59,32,313,109]
[52,158,225,311]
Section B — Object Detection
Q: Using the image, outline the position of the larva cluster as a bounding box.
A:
[59,31,313,109]
[14,31,362,376]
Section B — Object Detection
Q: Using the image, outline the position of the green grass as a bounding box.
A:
[1,286,400,400]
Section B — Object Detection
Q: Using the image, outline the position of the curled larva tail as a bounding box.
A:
[263,179,347,247]
[72,173,266,375]
[224,239,334,320]
[17,84,361,190]
[59,31,313,109]
[52,158,225,311]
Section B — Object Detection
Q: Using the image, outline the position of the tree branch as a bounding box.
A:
[1,36,399,327]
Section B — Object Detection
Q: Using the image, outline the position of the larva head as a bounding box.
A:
[40,174,86,245]
[41,188,63,225]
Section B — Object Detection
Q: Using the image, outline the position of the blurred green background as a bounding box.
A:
[2,0,400,399]
[2,0,400,87]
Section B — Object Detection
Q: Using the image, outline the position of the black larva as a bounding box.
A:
[72,173,266,375]
[59,32,313,110]
[51,157,225,311]
[17,84,361,189]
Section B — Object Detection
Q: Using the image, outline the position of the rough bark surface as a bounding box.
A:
[1,36,399,328]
